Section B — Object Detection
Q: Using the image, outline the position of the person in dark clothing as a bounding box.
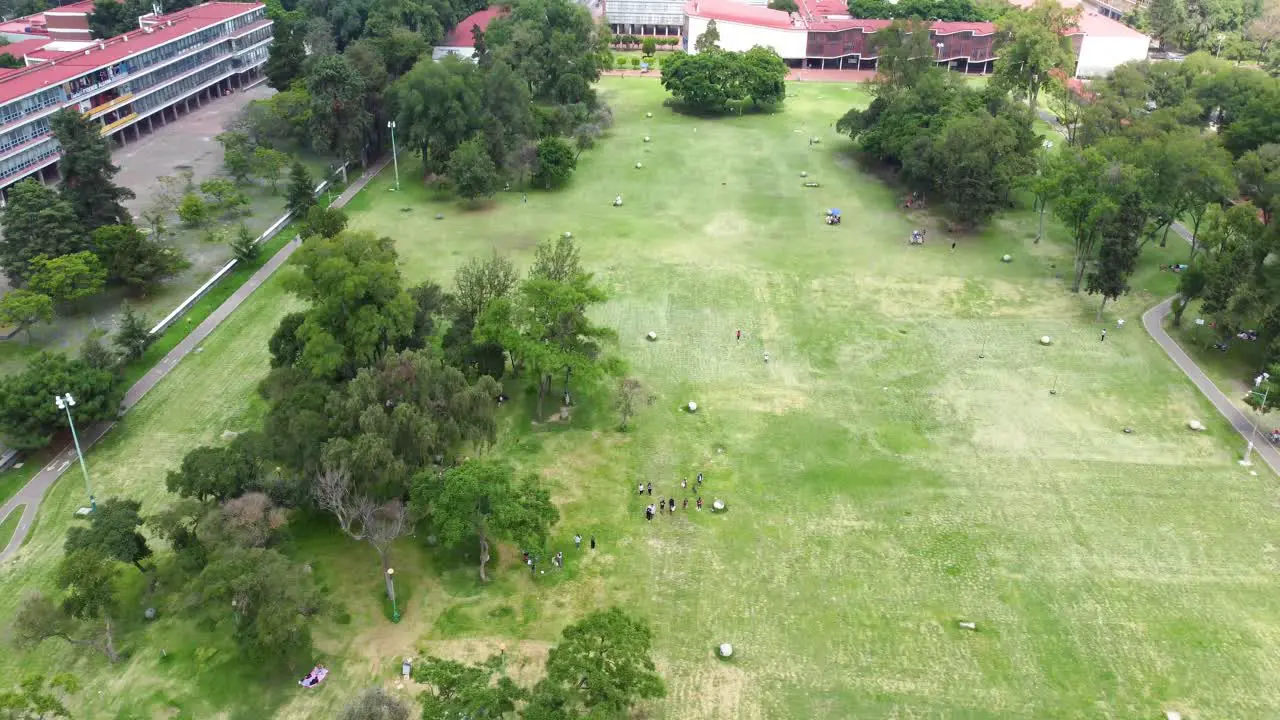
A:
[590,535,596,549]
[683,498,688,509]
[697,472,703,486]
[646,482,653,495]
[669,497,675,512]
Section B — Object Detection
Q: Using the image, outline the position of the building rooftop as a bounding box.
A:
[0,37,58,58]
[0,2,263,102]
[1073,9,1148,38]
[43,0,97,14]
[687,0,996,34]
[439,6,507,47]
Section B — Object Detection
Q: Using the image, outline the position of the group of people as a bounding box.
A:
[640,473,706,520]
[909,228,927,246]
[299,665,328,688]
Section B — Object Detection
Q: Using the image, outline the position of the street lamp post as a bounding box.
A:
[936,41,945,63]
[387,120,400,192]
[1241,375,1269,466]
[386,567,401,623]
[55,393,94,512]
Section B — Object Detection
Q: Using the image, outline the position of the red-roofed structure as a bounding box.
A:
[0,1,272,198]
[433,6,508,60]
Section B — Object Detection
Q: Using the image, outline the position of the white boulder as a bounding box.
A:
[687,402,698,413]
[635,162,643,169]
[1040,336,1052,346]
[718,643,733,658]
[647,331,657,341]
[1002,254,1013,263]
[1188,420,1205,431]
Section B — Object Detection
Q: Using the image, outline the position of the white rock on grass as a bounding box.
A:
[635,162,643,169]
[687,401,698,412]
[800,171,808,177]
[1040,336,1052,346]
[1188,419,1205,431]
[644,136,651,142]
[1002,254,1013,263]
[718,643,733,658]
[647,331,657,341]
[646,112,653,118]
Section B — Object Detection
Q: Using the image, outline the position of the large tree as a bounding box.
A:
[412,655,524,718]
[660,47,788,112]
[1236,142,1280,225]
[390,56,483,176]
[870,18,937,92]
[1147,0,1189,48]
[56,551,122,662]
[0,290,54,342]
[265,16,307,91]
[12,589,120,664]
[339,688,412,720]
[0,352,121,449]
[307,54,374,163]
[27,251,107,305]
[447,137,500,202]
[286,160,317,217]
[532,608,666,717]
[189,546,321,663]
[167,439,261,503]
[314,467,414,608]
[413,459,558,582]
[0,179,84,282]
[533,137,577,190]
[479,61,535,175]
[1086,232,1141,319]
[65,498,152,573]
[50,109,135,231]
[91,224,190,295]
[483,0,610,105]
[993,0,1079,115]
[281,230,417,379]
[1051,147,1118,292]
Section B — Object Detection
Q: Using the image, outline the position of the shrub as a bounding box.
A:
[177,193,208,227]
[630,56,641,69]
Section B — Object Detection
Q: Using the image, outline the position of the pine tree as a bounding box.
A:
[230,224,260,264]
[0,179,85,282]
[113,303,153,361]
[50,109,135,231]
[286,160,316,217]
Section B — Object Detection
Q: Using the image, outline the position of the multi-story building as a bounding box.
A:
[606,0,692,37]
[0,1,272,199]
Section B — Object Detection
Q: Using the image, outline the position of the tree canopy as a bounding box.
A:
[0,352,121,449]
[660,47,789,113]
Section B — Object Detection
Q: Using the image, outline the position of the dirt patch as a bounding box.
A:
[420,638,553,686]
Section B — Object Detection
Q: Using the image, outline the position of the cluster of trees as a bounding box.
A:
[660,46,790,113]
[0,110,187,342]
[255,0,611,197]
[846,0,1001,22]
[337,607,664,720]
[613,35,681,51]
[837,19,1044,228]
[1139,0,1273,64]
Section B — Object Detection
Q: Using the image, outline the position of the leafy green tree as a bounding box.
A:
[57,551,122,662]
[189,546,321,663]
[80,329,117,371]
[694,18,720,52]
[1086,232,1141,319]
[993,0,1079,115]
[1051,147,1116,292]
[0,352,121,449]
[1147,0,1188,48]
[0,673,79,719]
[12,590,118,663]
[251,146,290,193]
[533,607,666,717]
[390,56,483,176]
[414,460,558,582]
[871,18,937,92]
[200,178,250,218]
[448,137,500,202]
[642,36,657,55]
[660,47,788,112]
[217,131,254,184]
[1236,142,1280,226]
[533,137,577,190]
[27,251,107,305]
[0,290,53,342]
[412,655,524,718]
[87,0,133,39]
[166,442,260,503]
[265,17,308,90]
[0,179,84,282]
[178,193,209,227]
[65,498,151,573]
[92,224,190,295]
[282,230,416,379]
[338,687,411,720]
[286,160,316,217]
[307,54,373,163]
[374,26,430,76]
[50,109,134,231]
[909,110,1036,228]
[230,224,260,264]
[314,467,415,606]
[484,0,610,104]
[480,61,535,175]
[1172,258,1208,326]
[112,303,152,361]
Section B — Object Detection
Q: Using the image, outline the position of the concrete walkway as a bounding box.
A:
[1142,298,1280,476]
[0,157,390,563]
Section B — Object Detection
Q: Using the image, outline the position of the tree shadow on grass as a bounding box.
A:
[661,97,783,118]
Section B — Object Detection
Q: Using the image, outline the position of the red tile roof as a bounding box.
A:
[0,2,263,103]
[1073,10,1147,39]
[686,0,799,30]
[440,6,507,47]
[0,38,56,58]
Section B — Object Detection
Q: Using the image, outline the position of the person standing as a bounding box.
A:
[669,496,675,512]
[682,498,688,510]
[697,472,703,485]
[646,482,653,495]
[590,535,596,550]
[574,534,582,550]
[637,482,644,495]
[736,329,742,341]
[1100,328,1107,342]
[681,477,687,489]
[696,497,703,511]
[950,241,957,252]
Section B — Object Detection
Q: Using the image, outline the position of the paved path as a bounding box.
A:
[1143,298,1280,476]
[0,157,390,563]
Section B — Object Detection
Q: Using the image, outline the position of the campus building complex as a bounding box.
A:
[682,0,1149,77]
[0,1,272,197]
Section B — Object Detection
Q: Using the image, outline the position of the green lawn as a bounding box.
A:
[0,78,1276,719]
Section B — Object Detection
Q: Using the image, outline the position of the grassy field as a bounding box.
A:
[0,77,1273,719]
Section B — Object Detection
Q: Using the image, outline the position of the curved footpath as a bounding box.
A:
[0,157,390,563]
[1142,298,1280,476]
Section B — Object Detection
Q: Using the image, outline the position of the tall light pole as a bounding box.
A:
[1241,374,1269,466]
[386,567,401,623]
[936,41,945,64]
[55,393,94,512]
[387,120,400,192]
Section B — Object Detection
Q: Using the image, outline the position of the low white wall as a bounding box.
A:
[1076,35,1148,77]
[685,15,806,59]
[431,46,476,61]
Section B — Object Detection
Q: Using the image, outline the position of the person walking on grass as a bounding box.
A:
[638,482,644,495]
[1100,328,1107,342]
[590,535,596,550]
[683,498,688,510]
[736,329,742,341]
[645,505,654,521]
[647,482,653,496]
[697,472,703,486]
[574,534,582,550]
[681,477,687,489]
[669,497,675,512]
[697,496,703,511]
